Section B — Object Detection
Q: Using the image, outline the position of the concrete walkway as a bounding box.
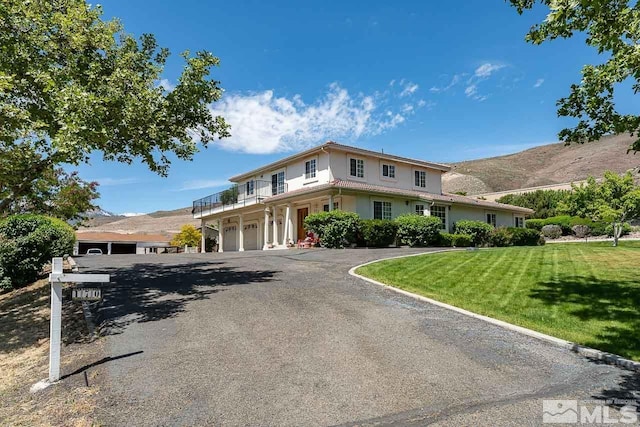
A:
[75,249,637,426]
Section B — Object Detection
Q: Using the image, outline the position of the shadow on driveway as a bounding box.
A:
[89,261,279,336]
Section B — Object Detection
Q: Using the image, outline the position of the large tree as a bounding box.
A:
[0,0,230,210]
[510,1,640,150]
[561,171,640,246]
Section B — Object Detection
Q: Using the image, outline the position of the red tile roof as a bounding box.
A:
[266,179,533,214]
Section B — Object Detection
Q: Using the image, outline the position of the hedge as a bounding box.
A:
[394,214,442,247]
[453,220,493,246]
[303,211,359,248]
[525,215,629,237]
[437,232,473,247]
[358,219,398,247]
[489,227,543,247]
[0,215,76,291]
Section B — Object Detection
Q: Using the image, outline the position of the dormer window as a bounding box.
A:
[382,164,395,179]
[245,180,254,196]
[414,170,426,188]
[350,158,365,178]
[305,159,316,180]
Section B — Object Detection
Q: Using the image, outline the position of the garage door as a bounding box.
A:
[243,223,259,250]
[223,225,237,252]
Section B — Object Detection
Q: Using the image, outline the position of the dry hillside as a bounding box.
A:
[443,134,640,194]
[79,206,196,236]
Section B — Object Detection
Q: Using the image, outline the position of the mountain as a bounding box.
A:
[79,206,196,236]
[442,134,640,195]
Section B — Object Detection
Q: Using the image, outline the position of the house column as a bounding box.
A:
[238,214,245,252]
[218,218,224,253]
[272,206,279,246]
[201,219,206,253]
[283,204,291,246]
[445,206,450,232]
[263,208,270,250]
[425,202,432,216]
[287,203,294,244]
[329,194,334,211]
[107,242,112,255]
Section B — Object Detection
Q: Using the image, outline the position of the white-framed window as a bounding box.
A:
[515,216,524,228]
[415,204,425,215]
[245,180,254,196]
[373,201,392,220]
[323,202,340,212]
[381,163,396,179]
[349,158,365,178]
[414,170,426,188]
[305,159,316,180]
[271,171,285,195]
[486,213,496,227]
[431,205,447,230]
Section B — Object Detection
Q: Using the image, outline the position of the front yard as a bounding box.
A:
[356,242,640,361]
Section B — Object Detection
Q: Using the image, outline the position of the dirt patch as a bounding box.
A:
[0,276,105,426]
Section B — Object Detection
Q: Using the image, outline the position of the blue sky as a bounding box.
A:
[73,1,626,215]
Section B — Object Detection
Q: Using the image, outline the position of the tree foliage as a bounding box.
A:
[560,171,640,245]
[171,224,202,248]
[496,189,572,218]
[510,1,640,149]
[0,0,230,209]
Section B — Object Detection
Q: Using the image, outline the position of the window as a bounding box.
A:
[415,204,425,215]
[414,170,426,188]
[382,164,396,179]
[373,201,392,220]
[245,180,254,196]
[305,159,316,180]
[350,158,365,178]
[486,213,496,227]
[430,205,447,230]
[323,202,340,212]
[515,216,524,228]
[271,171,285,195]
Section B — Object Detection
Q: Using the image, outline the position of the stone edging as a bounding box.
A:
[348,250,640,372]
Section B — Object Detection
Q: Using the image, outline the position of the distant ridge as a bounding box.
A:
[442,134,639,195]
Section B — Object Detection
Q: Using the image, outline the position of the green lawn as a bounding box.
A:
[356,242,640,361]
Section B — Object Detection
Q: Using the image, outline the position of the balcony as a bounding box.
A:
[192,180,287,218]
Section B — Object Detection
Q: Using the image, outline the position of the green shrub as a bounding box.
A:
[437,232,455,247]
[453,220,493,246]
[490,227,512,247]
[508,227,543,246]
[0,214,75,291]
[304,211,360,248]
[525,219,545,231]
[394,214,442,247]
[541,224,562,239]
[452,233,473,247]
[358,219,397,247]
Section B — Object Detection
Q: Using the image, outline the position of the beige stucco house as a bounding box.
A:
[193,142,533,252]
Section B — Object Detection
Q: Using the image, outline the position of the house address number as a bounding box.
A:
[72,288,102,301]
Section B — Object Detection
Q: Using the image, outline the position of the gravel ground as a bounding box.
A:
[75,249,638,426]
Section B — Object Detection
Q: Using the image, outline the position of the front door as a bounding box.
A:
[297,208,308,241]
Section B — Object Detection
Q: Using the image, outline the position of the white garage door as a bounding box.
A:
[223,225,237,252]
[243,223,259,250]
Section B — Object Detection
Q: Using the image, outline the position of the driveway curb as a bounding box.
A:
[348,250,640,373]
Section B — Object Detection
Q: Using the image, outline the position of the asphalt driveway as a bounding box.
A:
[75,248,638,426]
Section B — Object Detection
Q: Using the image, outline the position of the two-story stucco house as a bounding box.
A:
[192,142,533,252]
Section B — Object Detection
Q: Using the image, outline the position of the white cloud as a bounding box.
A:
[464,85,477,97]
[533,78,545,88]
[399,81,419,97]
[177,179,230,191]
[474,63,505,78]
[158,78,175,92]
[207,83,409,154]
[389,79,396,87]
[417,99,436,110]
[429,73,465,93]
[401,103,414,114]
[120,212,146,217]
